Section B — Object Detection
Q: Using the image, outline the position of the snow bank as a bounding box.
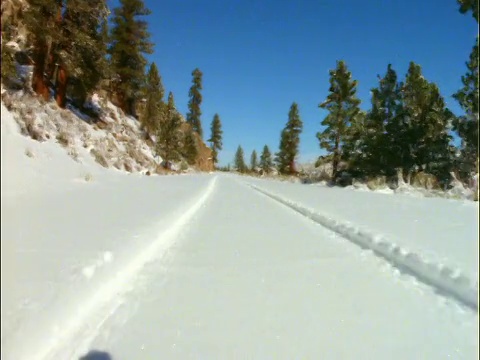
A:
[248,182,478,310]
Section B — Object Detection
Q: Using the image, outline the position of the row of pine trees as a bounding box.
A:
[233,0,478,186]
[1,0,224,169]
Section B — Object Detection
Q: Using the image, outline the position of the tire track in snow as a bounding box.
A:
[30,176,218,360]
[248,183,478,312]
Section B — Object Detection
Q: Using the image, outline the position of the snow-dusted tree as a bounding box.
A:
[276,102,303,174]
[207,113,223,167]
[109,0,153,115]
[234,145,247,173]
[317,61,361,180]
[452,37,479,178]
[250,150,258,171]
[260,145,273,173]
[141,62,164,136]
[187,68,203,137]
[156,92,182,166]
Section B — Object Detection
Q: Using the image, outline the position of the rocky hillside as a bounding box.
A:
[1,90,213,175]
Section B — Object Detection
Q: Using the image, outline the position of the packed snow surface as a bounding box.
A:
[1,103,478,359]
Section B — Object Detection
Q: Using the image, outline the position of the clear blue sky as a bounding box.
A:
[111,0,477,166]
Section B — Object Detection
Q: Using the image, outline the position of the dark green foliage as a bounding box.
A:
[109,0,153,115]
[260,145,273,173]
[317,61,361,179]
[182,129,198,165]
[207,113,223,167]
[250,150,258,171]
[276,102,303,174]
[352,64,404,176]
[458,0,479,22]
[61,0,109,107]
[453,36,479,178]
[156,92,182,164]
[234,145,247,173]
[187,68,203,137]
[400,62,454,180]
[141,62,164,135]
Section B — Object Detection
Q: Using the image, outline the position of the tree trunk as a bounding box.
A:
[332,135,340,180]
[31,40,49,101]
[55,65,68,108]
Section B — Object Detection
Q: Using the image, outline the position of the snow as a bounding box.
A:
[1,102,478,359]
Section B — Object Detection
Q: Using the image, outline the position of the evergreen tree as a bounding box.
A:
[23,0,109,107]
[355,64,404,176]
[23,0,59,100]
[400,62,454,180]
[317,60,361,180]
[276,102,303,174]
[182,128,198,165]
[260,145,273,173]
[207,113,223,167]
[141,62,164,136]
[250,150,258,171]
[453,37,479,177]
[109,0,153,115]
[458,0,479,22]
[234,145,247,173]
[156,92,182,166]
[187,68,203,137]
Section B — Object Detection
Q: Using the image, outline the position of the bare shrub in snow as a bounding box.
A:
[56,131,70,147]
[412,172,440,190]
[90,148,109,168]
[366,176,387,190]
[84,173,94,182]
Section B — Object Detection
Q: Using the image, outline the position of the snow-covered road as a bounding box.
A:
[2,171,478,359]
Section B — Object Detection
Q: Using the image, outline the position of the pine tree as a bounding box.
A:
[156,92,182,166]
[23,0,109,107]
[208,113,223,167]
[400,62,454,180]
[458,0,479,22]
[187,68,203,137]
[141,62,164,136]
[355,64,404,176]
[260,145,273,173]
[317,60,361,180]
[183,129,198,165]
[250,150,258,171]
[234,145,247,173]
[109,0,153,116]
[23,0,59,100]
[453,37,479,178]
[276,102,303,174]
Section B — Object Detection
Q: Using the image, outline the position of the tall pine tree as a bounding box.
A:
[276,102,303,174]
[141,62,164,136]
[156,92,182,166]
[317,60,361,180]
[260,145,273,173]
[187,68,203,137]
[400,62,454,180]
[109,0,153,116]
[453,37,479,178]
[208,113,223,167]
[457,0,479,22]
[234,145,247,173]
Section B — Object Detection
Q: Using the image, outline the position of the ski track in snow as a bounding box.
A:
[246,182,478,311]
[27,176,217,360]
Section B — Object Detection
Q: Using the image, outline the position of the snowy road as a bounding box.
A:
[85,175,476,359]
[2,174,478,360]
